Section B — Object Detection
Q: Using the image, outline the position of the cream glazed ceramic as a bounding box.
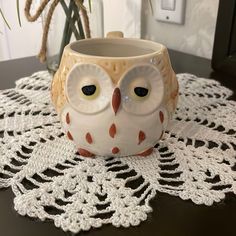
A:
[51,32,178,157]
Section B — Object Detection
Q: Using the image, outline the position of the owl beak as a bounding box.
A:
[112,87,121,115]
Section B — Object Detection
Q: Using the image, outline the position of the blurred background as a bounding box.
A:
[0,0,219,61]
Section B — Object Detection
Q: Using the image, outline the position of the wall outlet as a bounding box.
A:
[154,0,186,24]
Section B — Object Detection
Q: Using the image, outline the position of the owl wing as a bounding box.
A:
[51,69,66,113]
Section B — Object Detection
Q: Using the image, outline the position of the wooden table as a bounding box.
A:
[0,50,236,236]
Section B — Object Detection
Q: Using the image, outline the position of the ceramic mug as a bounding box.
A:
[51,31,178,157]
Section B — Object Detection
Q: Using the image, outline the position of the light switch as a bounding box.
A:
[161,0,176,11]
[155,0,186,24]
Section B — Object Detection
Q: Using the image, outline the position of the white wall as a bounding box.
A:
[103,0,141,38]
[142,0,219,59]
[0,0,219,61]
[0,0,43,61]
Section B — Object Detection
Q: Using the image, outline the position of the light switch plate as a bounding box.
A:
[161,0,176,11]
[155,0,186,24]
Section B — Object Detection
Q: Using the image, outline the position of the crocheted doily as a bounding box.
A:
[0,71,235,233]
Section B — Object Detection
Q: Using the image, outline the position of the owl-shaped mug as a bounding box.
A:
[51,31,178,157]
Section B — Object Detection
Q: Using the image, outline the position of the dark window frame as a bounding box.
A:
[212,0,236,76]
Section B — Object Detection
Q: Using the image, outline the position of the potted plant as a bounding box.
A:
[0,0,91,72]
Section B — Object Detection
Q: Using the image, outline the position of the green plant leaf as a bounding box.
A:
[76,0,91,13]
[76,0,86,11]
[88,0,92,13]
[72,1,85,39]
[59,0,81,39]
[0,7,11,30]
[16,0,22,27]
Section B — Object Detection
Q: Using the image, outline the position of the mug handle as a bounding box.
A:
[106,31,124,38]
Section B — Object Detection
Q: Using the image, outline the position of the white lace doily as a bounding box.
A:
[0,71,236,233]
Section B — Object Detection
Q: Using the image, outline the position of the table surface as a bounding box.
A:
[0,50,236,236]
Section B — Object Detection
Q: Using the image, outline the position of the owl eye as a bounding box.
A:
[81,85,97,96]
[134,87,149,97]
[119,64,164,115]
[80,84,100,100]
[66,63,113,114]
